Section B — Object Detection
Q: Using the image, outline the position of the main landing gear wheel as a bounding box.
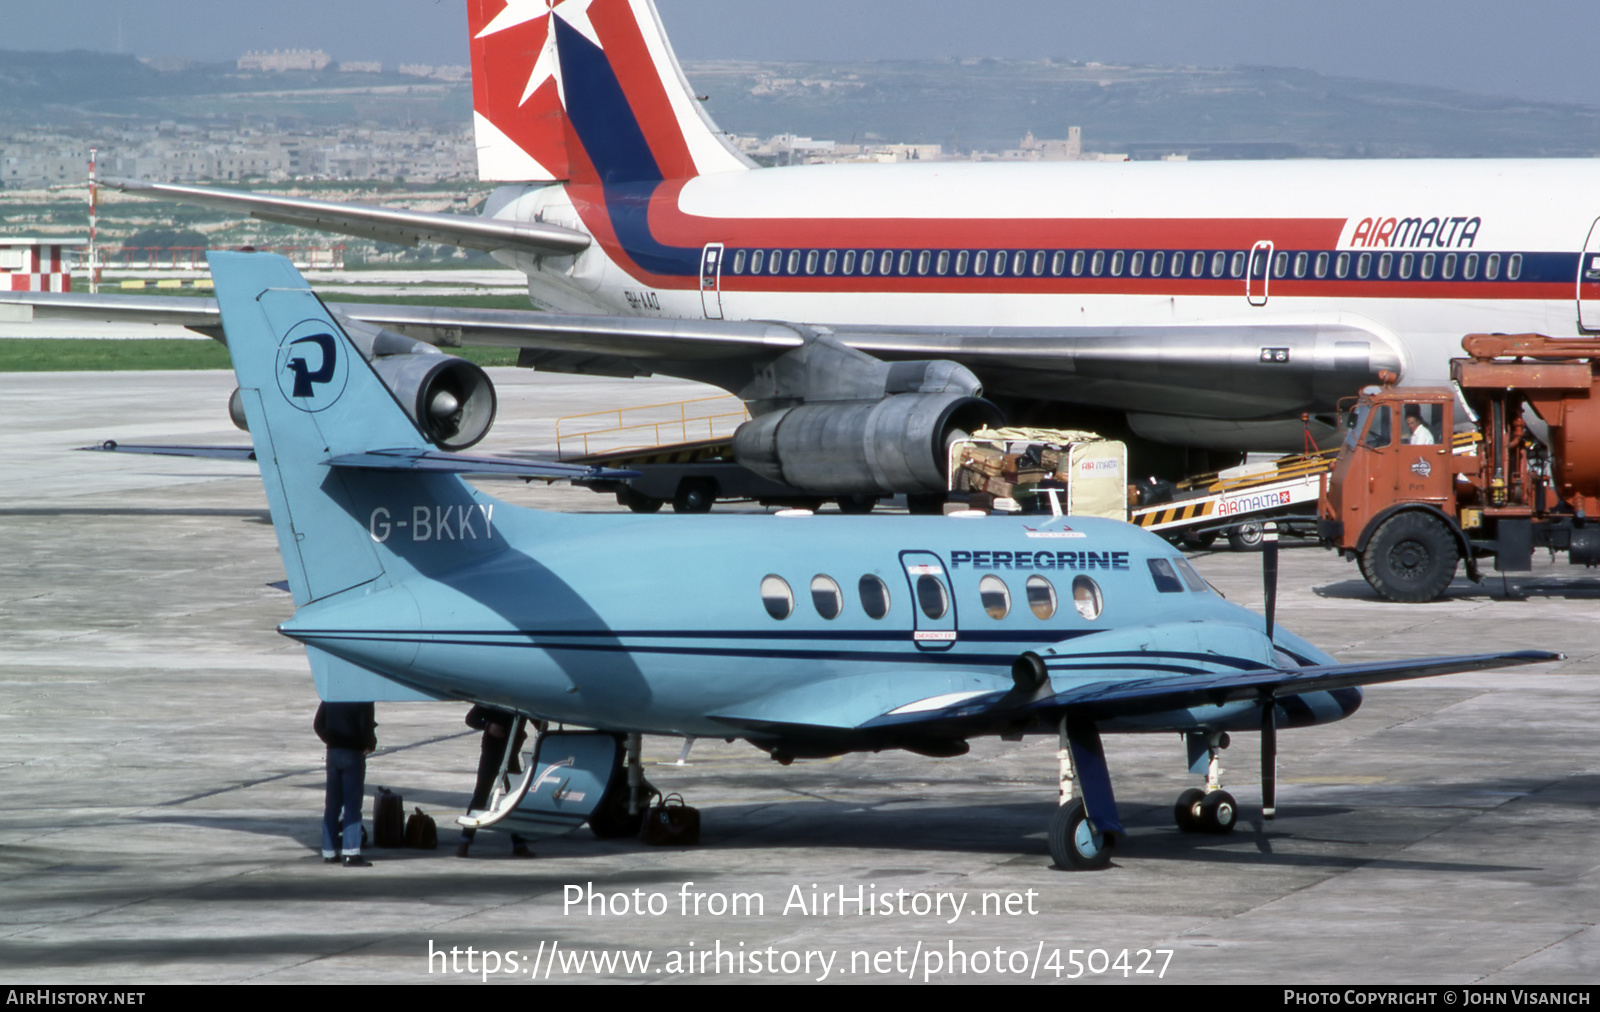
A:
[1198,790,1238,834]
[672,479,716,514]
[1359,512,1459,603]
[1048,800,1111,870]
[1174,787,1206,832]
[1227,521,1265,552]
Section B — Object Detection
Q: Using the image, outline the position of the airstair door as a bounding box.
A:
[1246,240,1273,307]
[1578,219,1600,331]
[700,243,725,320]
[900,551,957,651]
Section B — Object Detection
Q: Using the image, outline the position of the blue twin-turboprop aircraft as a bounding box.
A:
[202,250,1553,869]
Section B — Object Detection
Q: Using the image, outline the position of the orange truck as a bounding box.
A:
[1318,333,1600,602]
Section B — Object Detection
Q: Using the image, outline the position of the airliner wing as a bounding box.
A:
[108,178,591,258]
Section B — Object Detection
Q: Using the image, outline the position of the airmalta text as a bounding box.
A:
[1343,216,1481,249]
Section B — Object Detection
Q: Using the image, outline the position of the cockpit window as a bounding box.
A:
[1172,557,1210,593]
[1147,558,1184,593]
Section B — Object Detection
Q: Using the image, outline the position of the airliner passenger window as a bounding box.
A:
[823,250,837,275]
[1273,252,1289,279]
[1032,250,1046,276]
[810,575,843,619]
[1463,254,1478,280]
[1336,252,1350,278]
[1357,252,1371,278]
[1012,251,1027,277]
[1293,252,1308,278]
[1110,251,1125,277]
[955,250,969,275]
[1090,251,1105,276]
[749,250,764,274]
[1051,251,1066,276]
[1486,254,1500,280]
[1420,253,1435,279]
[770,250,784,274]
[1071,250,1085,276]
[1399,253,1413,279]
[858,575,891,619]
[1171,252,1186,277]
[761,576,793,620]
[805,250,819,275]
[936,250,950,275]
[1377,253,1392,279]
[1314,252,1329,278]
[1191,251,1206,277]
[995,251,1011,276]
[979,575,1011,619]
[1441,253,1455,279]
[880,251,895,276]
[1212,251,1227,277]
[1147,558,1184,594]
[917,250,931,275]
[1150,251,1165,276]
[1070,576,1102,620]
[974,251,990,275]
[1509,254,1523,280]
[860,250,875,274]
[916,574,949,620]
[787,250,802,274]
[1231,251,1246,278]
[1130,251,1145,276]
[898,250,913,275]
[732,250,747,275]
[1026,576,1058,620]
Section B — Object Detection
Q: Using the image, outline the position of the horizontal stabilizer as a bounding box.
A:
[83,441,256,461]
[326,447,638,480]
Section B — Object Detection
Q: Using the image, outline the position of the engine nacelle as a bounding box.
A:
[368,352,498,451]
[733,393,1003,494]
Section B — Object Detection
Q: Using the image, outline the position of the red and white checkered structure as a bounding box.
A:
[1,239,84,292]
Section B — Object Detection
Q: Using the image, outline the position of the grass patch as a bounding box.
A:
[0,337,524,371]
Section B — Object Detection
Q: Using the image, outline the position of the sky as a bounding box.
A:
[5,1,1598,108]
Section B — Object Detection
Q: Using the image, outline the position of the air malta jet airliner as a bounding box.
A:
[12,0,1600,497]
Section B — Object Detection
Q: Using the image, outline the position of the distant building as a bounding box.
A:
[339,61,383,74]
[238,49,332,73]
[397,64,434,78]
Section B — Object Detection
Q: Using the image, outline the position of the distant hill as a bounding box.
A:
[5,48,1600,159]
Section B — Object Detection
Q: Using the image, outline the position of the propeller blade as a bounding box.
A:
[1263,522,1279,643]
[1260,693,1277,820]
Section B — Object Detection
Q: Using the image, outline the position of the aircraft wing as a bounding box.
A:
[107,178,591,257]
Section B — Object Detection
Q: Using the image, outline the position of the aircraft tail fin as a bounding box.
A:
[211,250,501,607]
[468,0,751,183]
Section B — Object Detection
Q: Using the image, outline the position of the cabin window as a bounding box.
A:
[916,250,931,275]
[979,575,1011,619]
[996,251,1012,276]
[936,250,950,275]
[1032,250,1047,276]
[880,251,895,276]
[1336,252,1350,279]
[858,575,891,619]
[1130,250,1145,276]
[899,250,914,275]
[760,575,793,620]
[1398,252,1414,279]
[732,250,747,275]
[974,251,990,275]
[1150,251,1165,276]
[860,250,875,275]
[1357,252,1371,279]
[1272,251,1289,279]
[1314,252,1329,278]
[1013,250,1029,277]
[1171,251,1186,277]
[1230,251,1246,278]
[787,250,802,274]
[1071,250,1086,276]
[1377,252,1393,279]
[1071,576,1103,620]
[810,575,843,619]
[1109,250,1125,276]
[843,250,858,275]
[1211,251,1227,278]
[770,250,784,274]
[1293,252,1308,278]
[1191,251,1206,277]
[823,250,837,275]
[749,250,764,275]
[1422,253,1437,279]
[1463,253,1478,280]
[955,250,969,275]
[1051,250,1067,276]
[1250,248,1268,279]
[1441,253,1456,279]
[804,250,819,275]
[1485,253,1500,280]
[1509,253,1523,280]
[1026,575,1057,620]
[1090,250,1105,276]
[1172,556,1210,592]
[916,574,950,620]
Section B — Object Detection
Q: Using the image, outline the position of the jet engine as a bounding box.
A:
[227,315,498,451]
[732,334,1003,494]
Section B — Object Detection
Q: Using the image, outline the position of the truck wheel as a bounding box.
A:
[672,479,716,514]
[615,488,662,514]
[1359,513,1459,603]
[1226,522,1265,552]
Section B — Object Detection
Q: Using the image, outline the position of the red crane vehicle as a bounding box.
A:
[1318,333,1600,602]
